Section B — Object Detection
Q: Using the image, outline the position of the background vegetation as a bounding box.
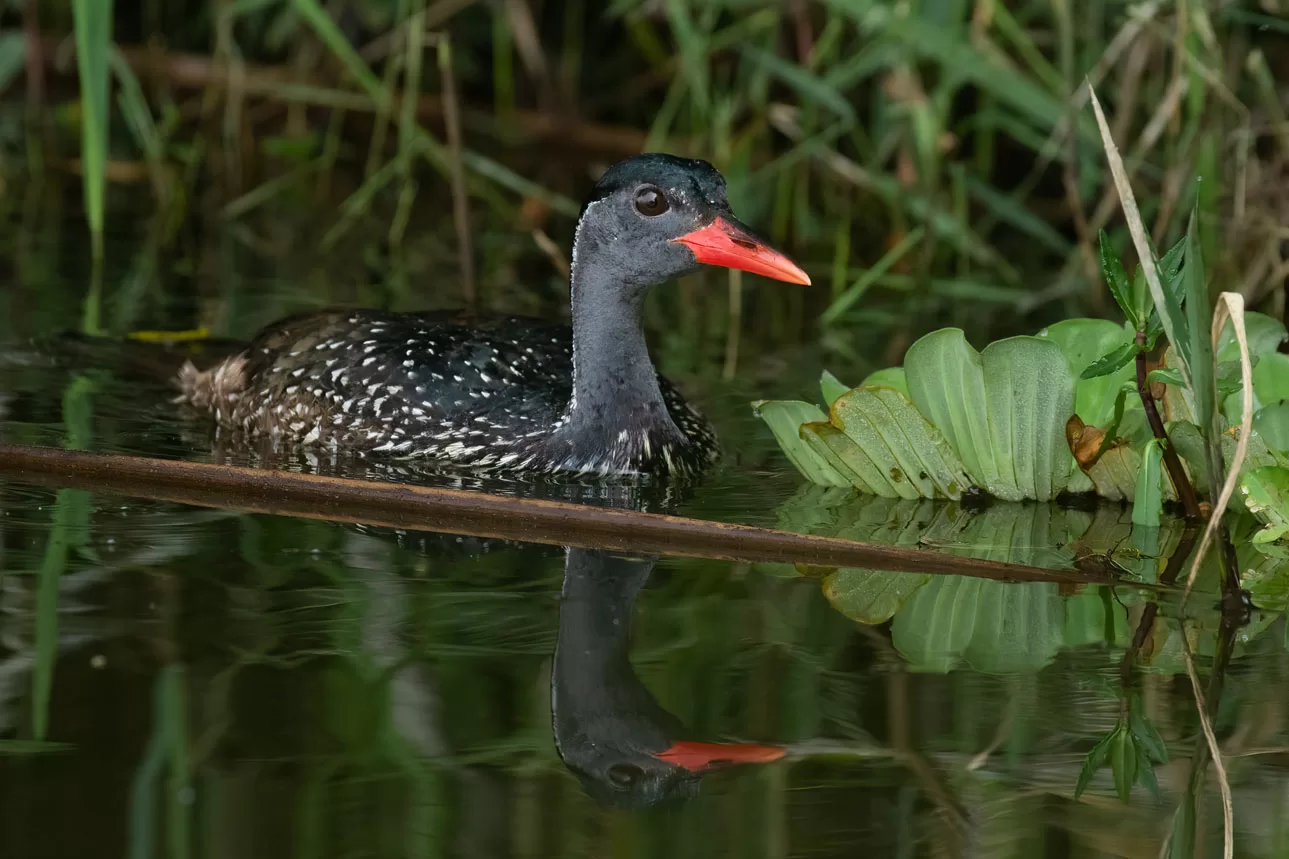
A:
[5,0,1288,380]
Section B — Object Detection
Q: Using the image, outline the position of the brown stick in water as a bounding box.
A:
[0,442,1151,587]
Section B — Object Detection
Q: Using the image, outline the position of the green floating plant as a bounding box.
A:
[757,329,1076,502]
[757,309,1289,508]
[760,208,1289,516]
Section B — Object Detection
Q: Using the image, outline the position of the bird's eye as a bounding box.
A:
[607,763,644,788]
[634,187,669,216]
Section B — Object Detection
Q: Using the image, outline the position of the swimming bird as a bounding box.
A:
[177,154,809,478]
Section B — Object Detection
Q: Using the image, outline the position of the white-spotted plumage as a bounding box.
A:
[176,309,718,478]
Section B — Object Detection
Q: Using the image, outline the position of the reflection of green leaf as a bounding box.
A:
[1241,466,1289,544]
[892,577,1062,674]
[823,569,930,624]
[1129,697,1168,764]
[1111,728,1137,802]
[753,400,850,487]
[1075,729,1117,798]
[1075,695,1168,805]
[0,740,74,755]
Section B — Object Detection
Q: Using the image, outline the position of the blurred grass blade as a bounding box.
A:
[109,51,167,203]
[460,151,579,217]
[823,227,924,323]
[72,0,113,260]
[739,45,856,123]
[0,32,27,93]
[290,0,389,110]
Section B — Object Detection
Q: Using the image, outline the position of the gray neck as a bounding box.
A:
[565,217,674,438]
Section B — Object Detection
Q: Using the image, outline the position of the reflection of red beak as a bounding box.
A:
[651,740,786,773]
[672,217,811,285]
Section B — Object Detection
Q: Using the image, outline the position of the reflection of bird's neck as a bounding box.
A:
[552,549,679,762]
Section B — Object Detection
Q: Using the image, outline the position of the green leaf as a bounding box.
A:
[1086,444,1143,501]
[905,330,1074,501]
[1148,367,1185,387]
[1099,231,1138,327]
[1132,439,1165,527]
[1182,208,1219,489]
[1217,311,1287,362]
[830,388,974,500]
[1037,318,1134,426]
[1092,383,1137,465]
[801,421,894,495]
[1075,730,1118,799]
[981,337,1075,501]
[859,366,910,397]
[1255,403,1289,454]
[1139,237,1187,336]
[1081,343,1141,380]
[1241,466,1289,544]
[820,370,851,408]
[1254,353,1289,406]
[752,401,850,487]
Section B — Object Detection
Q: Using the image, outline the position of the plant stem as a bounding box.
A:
[1134,336,1201,519]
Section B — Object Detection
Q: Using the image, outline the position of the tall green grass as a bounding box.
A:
[71,0,112,262]
[31,0,1289,367]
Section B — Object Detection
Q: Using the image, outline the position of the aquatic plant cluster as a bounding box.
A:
[758,232,1289,546]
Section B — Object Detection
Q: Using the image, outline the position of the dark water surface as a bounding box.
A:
[2,232,1288,859]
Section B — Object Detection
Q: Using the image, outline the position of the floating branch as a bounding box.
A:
[0,442,1139,587]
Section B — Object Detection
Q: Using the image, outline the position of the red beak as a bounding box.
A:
[650,740,786,773]
[672,217,811,285]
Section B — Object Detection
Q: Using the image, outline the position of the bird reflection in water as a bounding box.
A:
[552,547,783,808]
